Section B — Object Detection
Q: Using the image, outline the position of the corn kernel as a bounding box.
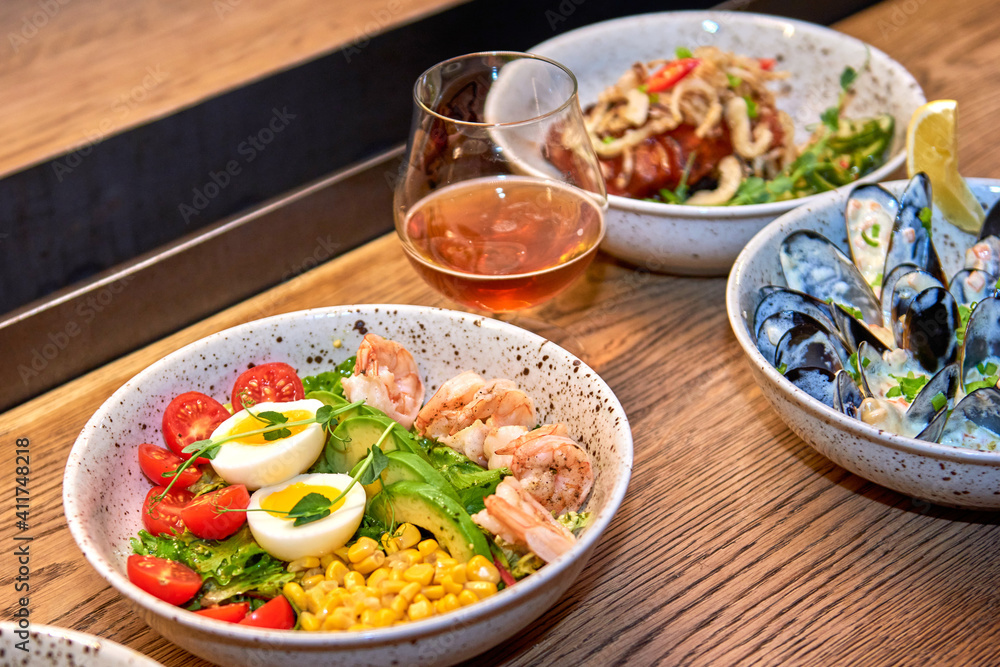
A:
[389,564,406,580]
[381,579,407,594]
[367,567,390,588]
[325,560,350,585]
[283,582,307,611]
[400,581,421,602]
[320,553,336,570]
[334,545,351,562]
[408,599,434,621]
[396,523,422,549]
[467,555,501,584]
[441,575,463,596]
[404,563,434,587]
[299,611,322,632]
[395,548,421,566]
[457,589,479,606]
[354,550,386,575]
[348,537,380,563]
[374,608,398,627]
[306,587,327,614]
[465,581,498,599]
[435,593,460,614]
[390,594,409,615]
[320,594,345,619]
[287,555,320,573]
[421,585,445,600]
[433,558,458,579]
[302,566,324,579]
[380,532,400,555]
[360,609,378,626]
[344,571,366,589]
[449,564,467,585]
[301,574,325,590]
[348,624,372,632]
[417,539,439,558]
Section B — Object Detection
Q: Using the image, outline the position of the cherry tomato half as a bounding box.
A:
[138,443,202,488]
[231,362,304,410]
[141,485,194,537]
[180,485,250,540]
[238,595,296,630]
[162,391,230,464]
[127,554,202,606]
[194,601,251,623]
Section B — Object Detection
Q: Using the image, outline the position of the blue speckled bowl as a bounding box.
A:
[64,305,633,666]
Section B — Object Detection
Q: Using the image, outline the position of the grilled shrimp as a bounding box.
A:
[414,371,485,439]
[341,334,424,429]
[472,477,576,564]
[495,424,593,514]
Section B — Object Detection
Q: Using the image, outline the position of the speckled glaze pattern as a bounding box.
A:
[727,179,1000,509]
[530,11,925,275]
[0,623,163,666]
[63,305,633,667]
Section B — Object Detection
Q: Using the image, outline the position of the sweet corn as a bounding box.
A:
[320,553,336,570]
[465,581,498,599]
[441,575,463,596]
[404,563,434,587]
[466,555,500,584]
[399,581,421,602]
[301,573,325,590]
[353,550,386,575]
[325,560,349,585]
[417,539,439,558]
[367,567,390,588]
[299,611,322,632]
[396,523,422,550]
[343,571,365,589]
[287,556,321,573]
[457,590,479,606]
[381,579,407,594]
[348,537,379,563]
[390,594,409,615]
[421,585,445,600]
[407,599,434,621]
[449,564,467,585]
[435,593,460,614]
[283,582,307,611]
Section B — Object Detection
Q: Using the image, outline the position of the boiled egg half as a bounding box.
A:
[247,473,366,561]
[209,399,325,490]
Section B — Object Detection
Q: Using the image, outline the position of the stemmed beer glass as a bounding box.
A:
[393,52,607,316]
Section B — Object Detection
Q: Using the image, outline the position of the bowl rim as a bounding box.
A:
[529,9,925,219]
[63,304,634,648]
[0,622,165,666]
[726,177,1000,466]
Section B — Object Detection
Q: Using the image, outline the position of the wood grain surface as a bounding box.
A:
[0,0,464,178]
[4,0,1000,664]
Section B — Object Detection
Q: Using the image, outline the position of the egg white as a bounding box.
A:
[247,473,366,562]
[209,399,326,490]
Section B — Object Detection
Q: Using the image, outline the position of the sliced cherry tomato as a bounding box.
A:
[138,443,202,488]
[239,595,296,630]
[162,391,230,464]
[180,485,250,540]
[231,362,305,410]
[757,57,777,71]
[142,485,194,536]
[194,601,251,623]
[127,554,202,605]
[645,58,700,93]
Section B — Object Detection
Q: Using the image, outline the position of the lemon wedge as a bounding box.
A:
[906,99,985,233]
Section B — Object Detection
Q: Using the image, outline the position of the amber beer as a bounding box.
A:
[400,176,605,312]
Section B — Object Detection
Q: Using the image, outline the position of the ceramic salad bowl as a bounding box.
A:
[63,305,633,666]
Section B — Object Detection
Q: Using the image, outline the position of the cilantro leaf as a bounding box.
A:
[840,66,858,90]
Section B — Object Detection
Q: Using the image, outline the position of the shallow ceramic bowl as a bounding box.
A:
[0,623,163,666]
[64,305,633,666]
[727,178,1000,509]
[530,11,925,275]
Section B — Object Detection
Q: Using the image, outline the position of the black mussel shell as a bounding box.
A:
[979,201,1000,241]
[938,387,1000,451]
[901,286,959,373]
[949,268,997,309]
[785,367,837,407]
[779,230,881,326]
[775,321,851,374]
[880,262,920,330]
[834,369,865,419]
[757,311,833,366]
[753,287,838,343]
[883,173,947,287]
[830,303,889,355]
[905,363,958,437]
[959,295,1000,391]
[845,184,899,294]
[889,269,945,347]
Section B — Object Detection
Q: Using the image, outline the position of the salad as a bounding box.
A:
[127,334,593,631]
[548,46,894,206]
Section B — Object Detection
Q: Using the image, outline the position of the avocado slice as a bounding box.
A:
[369,480,491,561]
[323,415,413,473]
[361,450,460,502]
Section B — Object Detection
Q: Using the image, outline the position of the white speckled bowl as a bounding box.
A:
[0,623,163,666]
[64,305,633,666]
[531,11,925,275]
[727,179,1000,509]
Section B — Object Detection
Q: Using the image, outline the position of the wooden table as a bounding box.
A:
[5,0,1000,664]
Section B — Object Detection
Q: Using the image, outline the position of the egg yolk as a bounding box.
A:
[228,409,313,445]
[261,482,346,520]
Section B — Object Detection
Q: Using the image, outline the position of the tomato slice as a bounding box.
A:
[142,485,194,537]
[194,602,251,623]
[180,485,250,540]
[231,362,304,410]
[757,57,777,71]
[239,595,296,630]
[138,443,202,488]
[127,554,202,605]
[162,391,230,464]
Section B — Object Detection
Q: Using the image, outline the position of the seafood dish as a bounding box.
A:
[126,333,595,631]
[753,173,1000,451]
[547,46,894,206]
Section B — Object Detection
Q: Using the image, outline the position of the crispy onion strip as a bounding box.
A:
[685,155,743,206]
[725,97,773,159]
